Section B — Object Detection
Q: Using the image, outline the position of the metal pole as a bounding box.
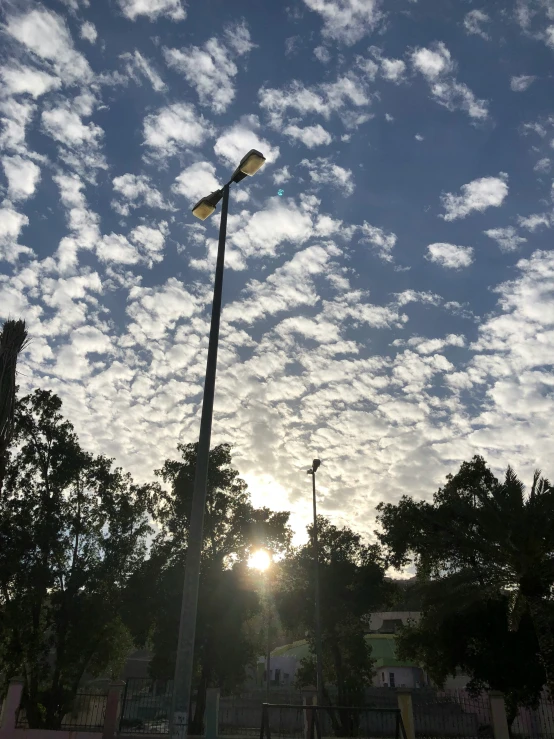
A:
[312,470,324,706]
[265,574,271,702]
[169,183,230,739]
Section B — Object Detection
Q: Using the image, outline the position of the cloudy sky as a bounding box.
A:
[2,0,554,544]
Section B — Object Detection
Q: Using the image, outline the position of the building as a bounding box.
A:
[257,608,471,690]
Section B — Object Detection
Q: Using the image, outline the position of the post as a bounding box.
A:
[302,687,317,739]
[102,680,126,739]
[311,471,324,707]
[204,688,219,739]
[266,601,271,702]
[170,182,230,739]
[489,691,510,739]
[0,677,24,733]
[396,688,415,739]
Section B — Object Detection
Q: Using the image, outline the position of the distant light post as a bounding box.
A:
[249,549,273,701]
[170,150,266,739]
[307,459,324,706]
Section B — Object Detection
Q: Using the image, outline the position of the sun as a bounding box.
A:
[249,549,271,572]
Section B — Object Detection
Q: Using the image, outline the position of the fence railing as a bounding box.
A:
[5,678,554,739]
[259,703,408,739]
[509,696,554,739]
[119,678,174,734]
[412,690,493,739]
[15,693,107,731]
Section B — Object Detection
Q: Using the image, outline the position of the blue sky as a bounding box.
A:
[2,0,554,544]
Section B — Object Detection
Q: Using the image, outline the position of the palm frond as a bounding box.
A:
[0,318,29,465]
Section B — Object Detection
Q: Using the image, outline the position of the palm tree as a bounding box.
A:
[377,456,554,695]
[0,318,28,495]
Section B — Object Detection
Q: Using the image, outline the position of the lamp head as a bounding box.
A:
[191,189,224,220]
[312,459,321,473]
[231,149,266,183]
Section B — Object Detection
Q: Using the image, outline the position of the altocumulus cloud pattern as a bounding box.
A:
[1,0,554,540]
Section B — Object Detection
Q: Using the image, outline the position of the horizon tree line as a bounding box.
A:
[1,318,553,732]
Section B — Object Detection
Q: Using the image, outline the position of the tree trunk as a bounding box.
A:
[189,670,208,735]
[527,597,554,698]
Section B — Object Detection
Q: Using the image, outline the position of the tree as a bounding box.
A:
[123,442,292,734]
[0,390,159,729]
[396,595,545,725]
[376,455,554,696]
[278,517,395,734]
[0,319,28,496]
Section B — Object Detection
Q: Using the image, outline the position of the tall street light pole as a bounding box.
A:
[307,459,324,707]
[264,571,271,702]
[248,550,273,701]
[170,150,266,739]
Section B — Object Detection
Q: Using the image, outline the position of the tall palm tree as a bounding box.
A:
[377,456,554,695]
[0,318,28,495]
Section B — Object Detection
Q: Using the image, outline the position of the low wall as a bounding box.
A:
[0,732,99,739]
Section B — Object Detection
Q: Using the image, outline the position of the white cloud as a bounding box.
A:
[97,222,169,267]
[314,46,331,63]
[6,8,91,83]
[511,75,535,92]
[117,0,186,21]
[54,173,100,272]
[273,166,291,185]
[283,123,333,147]
[214,116,280,168]
[228,198,314,262]
[380,57,406,82]
[302,0,383,45]
[300,157,354,195]
[112,173,172,215]
[259,74,370,129]
[225,244,330,325]
[130,222,169,266]
[518,213,551,231]
[121,50,166,91]
[0,65,61,98]
[42,101,102,148]
[2,155,41,201]
[164,23,253,113]
[0,206,32,263]
[463,9,491,39]
[224,21,256,56]
[427,243,474,269]
[403,334,466,355]
[412,43,453,79]
[97,233,141,265]
[534,158,551,172]
[415,133,424,141]
[484,226,527,252]
[412,42,488,120]
[172,162,220,202]
[41,93,106,177]
[441,174,509,221]
[0,99,36,154]
[360,222,397,262]
[126,278,199,343]
[143,103,213,156]
[80,21,97,43]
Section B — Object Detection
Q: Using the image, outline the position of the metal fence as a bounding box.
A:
[15,693,107,731]
[258,703,408,739]
[413,690,492,739]
[509,694,554,739]
[119,678,174,734]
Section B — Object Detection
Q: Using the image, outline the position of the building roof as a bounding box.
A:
[271,634,419,669]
